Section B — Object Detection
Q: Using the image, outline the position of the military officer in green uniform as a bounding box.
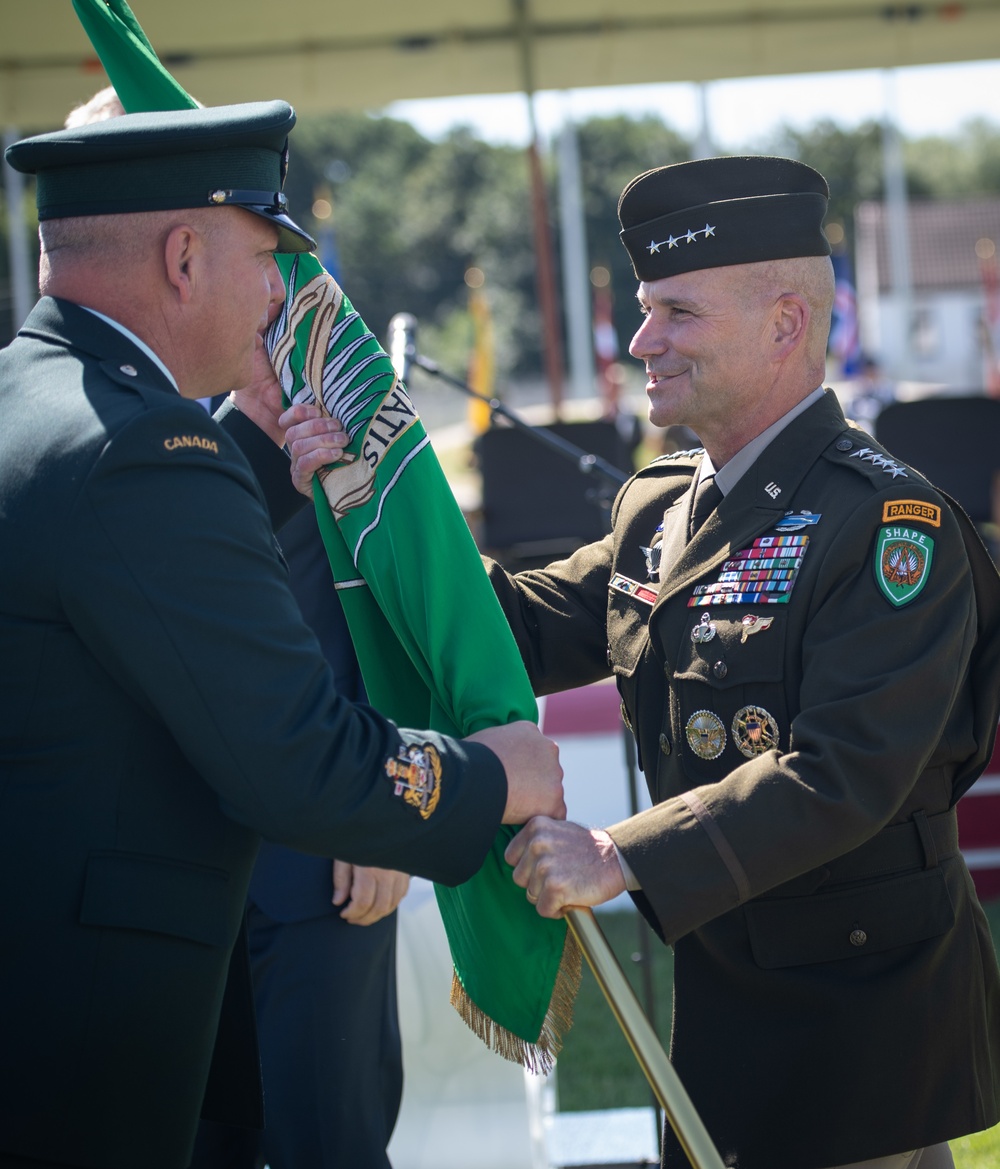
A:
[0,103,564,1169]
[496,158,1000,1169]
[288,155,1000,1169]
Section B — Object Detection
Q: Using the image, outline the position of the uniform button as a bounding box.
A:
[849,928,867,947]
[835,438,853,452]
[712,660,728,679]
[120,364,138,377]
[659,733,672,756]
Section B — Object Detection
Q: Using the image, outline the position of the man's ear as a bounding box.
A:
[163,223,202,304]
[772,293,808,359]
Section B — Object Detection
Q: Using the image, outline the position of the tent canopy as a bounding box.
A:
[3,1,1000,130]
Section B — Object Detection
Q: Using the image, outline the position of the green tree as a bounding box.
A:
[906,117,1000,198]
[758,119,891,256]
[285,111,540,379]
[576,115,692,361]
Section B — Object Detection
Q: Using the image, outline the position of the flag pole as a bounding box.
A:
[564,907,725,1169]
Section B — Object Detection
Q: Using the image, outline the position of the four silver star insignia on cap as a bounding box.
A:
[648,223,716,254]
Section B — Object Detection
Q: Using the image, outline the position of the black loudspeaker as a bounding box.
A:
[874,395,1000,525]
[475,417,640,571]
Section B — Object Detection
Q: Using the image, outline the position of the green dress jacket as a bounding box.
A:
[0,297,507,1169]
[489,388,1000,1169]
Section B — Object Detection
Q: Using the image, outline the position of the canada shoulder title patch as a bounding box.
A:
[385,742,441,819]
[163,434,219,455]
[874,525,935,607]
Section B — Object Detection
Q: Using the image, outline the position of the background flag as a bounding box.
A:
[829,253,863,377]
[466,284,495,436]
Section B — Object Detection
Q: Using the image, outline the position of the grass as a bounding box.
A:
[555,899,1000,1165]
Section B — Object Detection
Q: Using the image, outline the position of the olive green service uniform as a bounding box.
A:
[0,107,507,1169]
[489,386,1000,1169]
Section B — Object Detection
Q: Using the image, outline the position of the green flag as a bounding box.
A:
[73,0,579,1069]
[72,0,196,113]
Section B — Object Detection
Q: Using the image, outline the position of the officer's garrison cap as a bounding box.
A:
[4,100,316,254]
[618,155,830,282]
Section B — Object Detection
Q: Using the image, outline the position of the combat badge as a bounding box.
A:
[732,706,779,758]
[686,710,727,760]
[874,525,934,607]
[774,510,821,532]
[385,742,442,819]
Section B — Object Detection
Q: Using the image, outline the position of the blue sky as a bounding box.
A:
[386,57,1000,149]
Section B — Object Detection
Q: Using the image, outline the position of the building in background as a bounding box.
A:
[856,198,1000,391]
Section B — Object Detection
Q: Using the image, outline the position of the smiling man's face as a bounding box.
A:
[628,263,779,439]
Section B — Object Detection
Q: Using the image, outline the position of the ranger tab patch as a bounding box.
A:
[881,500,942,528]
[875,525,935,607]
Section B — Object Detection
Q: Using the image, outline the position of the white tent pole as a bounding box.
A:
[557,115,594,399]
[881,70,914,381]
[693,82,715,160]
[4,127,34,335]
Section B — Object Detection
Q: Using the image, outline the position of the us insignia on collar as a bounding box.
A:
[875,526,934,607]
[385,743,441,819]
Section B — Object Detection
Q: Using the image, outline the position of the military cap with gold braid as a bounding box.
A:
[618,155,830,282]
[4,100,316,254]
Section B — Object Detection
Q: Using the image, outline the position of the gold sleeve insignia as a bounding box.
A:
[385,742,442,819]
[163,435,220,455]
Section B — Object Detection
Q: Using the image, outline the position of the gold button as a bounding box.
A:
[659,733,672,756]
[849,928,867,947]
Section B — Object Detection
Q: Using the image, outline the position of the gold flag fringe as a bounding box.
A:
[449,928,582,1075]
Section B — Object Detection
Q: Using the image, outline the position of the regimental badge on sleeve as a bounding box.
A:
[385,742,442,819]
[874,525,935,607]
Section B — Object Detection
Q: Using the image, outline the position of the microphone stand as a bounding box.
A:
[409,350,628,500]
[406,348,719,1167]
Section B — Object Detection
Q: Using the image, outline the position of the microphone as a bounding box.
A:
[387,312,417,385]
